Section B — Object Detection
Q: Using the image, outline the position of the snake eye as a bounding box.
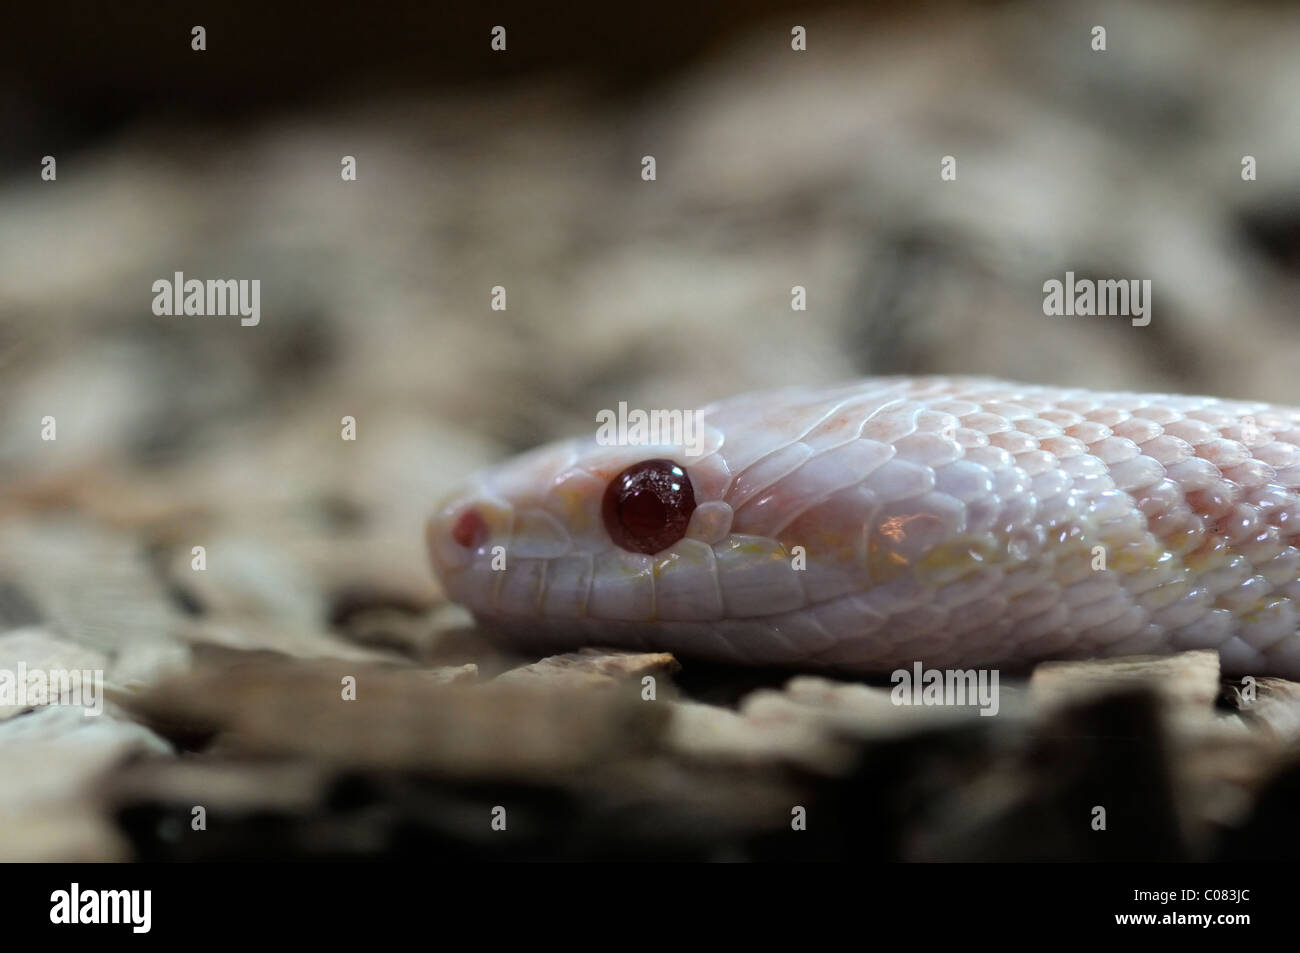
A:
[602,459,696,554]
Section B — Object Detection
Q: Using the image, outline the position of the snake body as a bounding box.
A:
[428,377,1300,678]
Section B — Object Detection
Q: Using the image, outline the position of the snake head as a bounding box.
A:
[423,382,911,662]
[426,417,736,629]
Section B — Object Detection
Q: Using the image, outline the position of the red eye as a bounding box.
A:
[602,459,696,554]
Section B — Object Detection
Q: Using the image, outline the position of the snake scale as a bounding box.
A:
[428,377,1300,678]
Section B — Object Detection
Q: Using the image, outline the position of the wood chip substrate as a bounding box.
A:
[3,536,1299,861]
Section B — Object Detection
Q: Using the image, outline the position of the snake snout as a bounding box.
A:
[426,488,513,578]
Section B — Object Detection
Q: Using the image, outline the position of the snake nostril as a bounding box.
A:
[451,508,489,549]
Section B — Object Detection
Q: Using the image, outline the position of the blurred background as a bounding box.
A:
[2,0,1299,861]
